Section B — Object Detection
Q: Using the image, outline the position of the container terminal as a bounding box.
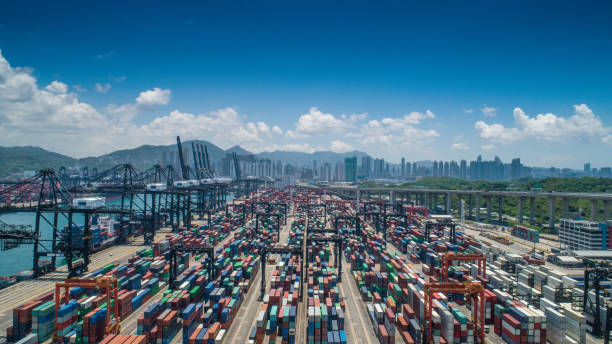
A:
[0,139,610,344]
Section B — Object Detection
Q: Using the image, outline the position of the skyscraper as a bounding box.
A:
[345,156,357,182]
[460,160,467,179]
[401,157,406,177]
[511,158,522,179]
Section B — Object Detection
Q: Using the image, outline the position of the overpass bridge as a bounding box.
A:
[307,185,612,229]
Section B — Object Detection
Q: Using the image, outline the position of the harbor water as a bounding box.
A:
[0,192,234,276]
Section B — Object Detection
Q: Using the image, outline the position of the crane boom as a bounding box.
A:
[204,145,213,176]
[191,142,200,179]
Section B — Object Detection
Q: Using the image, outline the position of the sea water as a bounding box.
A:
[0,192,234,276]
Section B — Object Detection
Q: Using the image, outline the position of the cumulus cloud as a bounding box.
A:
[0,50,452,159]
[0,49,110,155]
[106,87,171,123]
[451,143,469,150]
[475,105,611,145]
[481,105,498,117]
[360,110,439,147]
[95,83,111,93]
[329,140,354,153]
[136,88,171,106]
[137,107,276,150]
[292,107,366,136]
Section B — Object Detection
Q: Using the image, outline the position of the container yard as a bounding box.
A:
[0,185,609,344]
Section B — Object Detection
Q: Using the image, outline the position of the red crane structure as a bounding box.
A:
[423,281,486,344]
[440,253,486,281]
[54,277,121,340]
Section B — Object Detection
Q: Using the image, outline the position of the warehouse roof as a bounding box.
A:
[555,256,580,264]
[573,250,612,259]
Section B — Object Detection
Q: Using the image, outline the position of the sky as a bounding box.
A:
[0,1,611,169]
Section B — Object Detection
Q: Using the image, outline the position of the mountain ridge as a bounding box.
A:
[0,143,371,177]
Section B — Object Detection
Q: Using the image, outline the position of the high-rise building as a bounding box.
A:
[432,161,438,177]
[406,162,411,177]
[584,163,591,175]
[345,157,357,182]
[511,158,522,179]
[361,156,372,177]
[401,158,406,177]
[460,160,467,179]
[412,163,417,176]
[443,161,450,177]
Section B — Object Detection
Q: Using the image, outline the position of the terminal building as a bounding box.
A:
[559,218,611,250]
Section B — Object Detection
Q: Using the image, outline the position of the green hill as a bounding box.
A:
[0,146,76,177]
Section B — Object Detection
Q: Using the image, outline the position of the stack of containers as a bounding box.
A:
[501,307,546,344]
[55,301,79,338]
[31,301,55,342]
[8,301,42,342]
[306,242,346,344]
[252,252,300,344]
[83,307,109,343]
[6,292,54,342]
[561,304,586,344]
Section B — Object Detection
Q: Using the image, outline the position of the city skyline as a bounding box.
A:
[1,2,612,168]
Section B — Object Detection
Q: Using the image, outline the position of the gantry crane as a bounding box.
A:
[440,253,486,281]
[54,277,120,341]
[423,281,486,344]
[583,262,612,340]
[259,245,303,300]
[169,244,215,289]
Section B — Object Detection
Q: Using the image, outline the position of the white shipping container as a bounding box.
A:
[72,196,105,209]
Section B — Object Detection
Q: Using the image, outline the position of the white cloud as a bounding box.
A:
[475,105,611,145]
[464,109,473,114]
[474,121,521,144]
[137,108,274,149]
[451,142,469,150]
[360,110,438,147]
[45,81,68,94]
[95,83,111,93]
[136,88,171,106]
[106,87,171,123]
[482,144,495,151]
[263,143,317,153]
[111,75,126,83]
[481,105,498,117]
[0,49,111,155]
[73,85,86,93]
[329,140,353,153]
[292,107,365,136]
[272,126,283,135]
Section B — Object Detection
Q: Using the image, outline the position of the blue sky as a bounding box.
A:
[0,1,611,168]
